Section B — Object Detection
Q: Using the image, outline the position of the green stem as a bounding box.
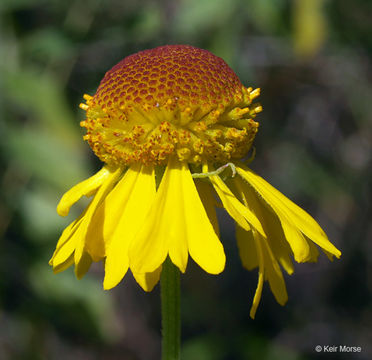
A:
[161,257,181,360]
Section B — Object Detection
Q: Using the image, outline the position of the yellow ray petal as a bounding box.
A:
[208,173,249,231]
[236,225,258,270]
[73,168,123,264]
[75,252,93,280]
[234,177,294,275]
[182,164,225,275]
[85,164,142,263]
[235,173,310,263]
[236,164,341,260]
[50,215,84,267]
[159,160,189,272]
[103,165,156,290]
[49,211,85,266]
[129,159,187,273]
[322,249,336,261]
[206,164,266,237]
[52,254,74,274]
[133,266,162,292]
[130,158,225,275]
[195,180,220,237]
[250,231,265,319]
[57,167,110,216]
[260,236,288,306]
[52,236,79,268]
[306,237,320,262]
[238,224,288,306]
[88,164,141,247]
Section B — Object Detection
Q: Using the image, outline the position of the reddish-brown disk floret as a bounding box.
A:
[80,45,262,166]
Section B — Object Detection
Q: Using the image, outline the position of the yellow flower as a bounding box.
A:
[50,45,341,318]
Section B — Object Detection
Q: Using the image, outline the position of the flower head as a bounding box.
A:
[81,45,260,166]
[50,45,341,318]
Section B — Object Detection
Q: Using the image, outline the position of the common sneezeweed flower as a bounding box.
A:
[50,45,341,321]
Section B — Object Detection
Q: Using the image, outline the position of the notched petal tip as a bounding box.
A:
[323,248,342,261]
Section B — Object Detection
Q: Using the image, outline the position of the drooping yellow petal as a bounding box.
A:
[250,231,265,319]
[159,160,188,272]
[73,167,122,264]
[129,159,187,273]
[183,166,225,275]
[52,218,79,256]
[84,164,143,263]
[75,252,93,280]
[50,215,84,267]
[130,158,225,275]
[52,254,74,274]
[133,266,162,292]
[260,236,288,306]
[206,164,266,238]
[57,167,110,216]
[277,219,310,263]
[234,177,294,275]
[236,164,341,260]
[322,248,336,261]
[103,165,156,290]
[306,236,320,262]
[52,235,79,268]
[208,173,250,231]
[237,222,288,307]
[235,172,311,263]
[236,225,258,270]
[195,180,220,237]
[87,165,141,250]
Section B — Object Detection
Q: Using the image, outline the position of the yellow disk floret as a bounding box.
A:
[80,45,262,166]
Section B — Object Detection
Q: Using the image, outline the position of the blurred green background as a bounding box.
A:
[0,0,371,359]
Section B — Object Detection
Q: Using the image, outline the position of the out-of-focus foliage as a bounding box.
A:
[0,0,371,359]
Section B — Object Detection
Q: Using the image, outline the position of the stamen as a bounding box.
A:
[192,162,236,179]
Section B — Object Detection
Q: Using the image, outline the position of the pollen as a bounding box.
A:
[80,45,261,166]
